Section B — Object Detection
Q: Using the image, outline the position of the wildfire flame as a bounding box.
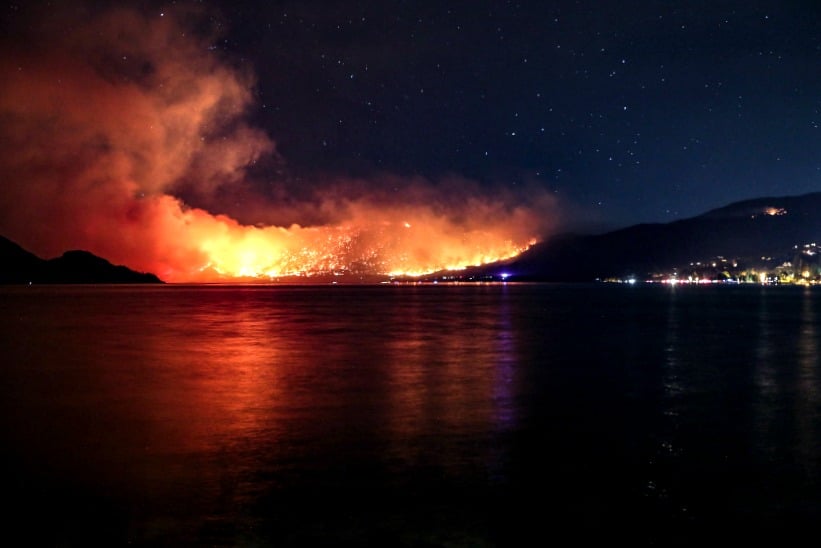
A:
[110,194,540,282]
[195,222,535,281]
[0,6,550,282]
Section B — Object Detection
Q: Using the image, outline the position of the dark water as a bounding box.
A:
[1,283,819,545]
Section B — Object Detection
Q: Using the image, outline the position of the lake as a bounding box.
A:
[0,283,819,545]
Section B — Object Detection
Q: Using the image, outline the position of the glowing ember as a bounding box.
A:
[133,196,540,282]
[195,222,535,281]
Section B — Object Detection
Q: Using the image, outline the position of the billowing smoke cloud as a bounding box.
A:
[0,5,553,281]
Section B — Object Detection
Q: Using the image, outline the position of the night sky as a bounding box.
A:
[1,0,820,252]
[207,0,821,229]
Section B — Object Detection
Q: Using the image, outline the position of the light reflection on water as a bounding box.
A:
[796,287,819,478]
[0,284,819,545]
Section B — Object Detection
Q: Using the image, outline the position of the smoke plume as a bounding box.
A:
[0,6,552,281]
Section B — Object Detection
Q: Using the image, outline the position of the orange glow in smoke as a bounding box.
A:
[0,7,549,282]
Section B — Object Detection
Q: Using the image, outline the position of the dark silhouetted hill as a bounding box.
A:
[467,192,821,281]
[0,236,163,284]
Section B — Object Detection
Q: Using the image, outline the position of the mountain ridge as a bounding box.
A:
[2,191,819,284]
[0,236,163,284]
[459,191,821,282]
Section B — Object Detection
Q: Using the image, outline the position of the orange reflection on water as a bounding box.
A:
[382,287,520,472]
[136,296,285,453]
[1,285,525,542]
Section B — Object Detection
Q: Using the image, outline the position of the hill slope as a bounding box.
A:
[0,237,163,284]
[469,192,821,281]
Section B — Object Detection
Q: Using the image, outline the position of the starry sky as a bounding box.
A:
[4,0,821,233]
[204,0,821,230]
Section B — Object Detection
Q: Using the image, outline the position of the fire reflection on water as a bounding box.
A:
[0,285,522,541]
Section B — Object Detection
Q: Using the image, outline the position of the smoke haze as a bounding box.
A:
[0,5,553,281]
